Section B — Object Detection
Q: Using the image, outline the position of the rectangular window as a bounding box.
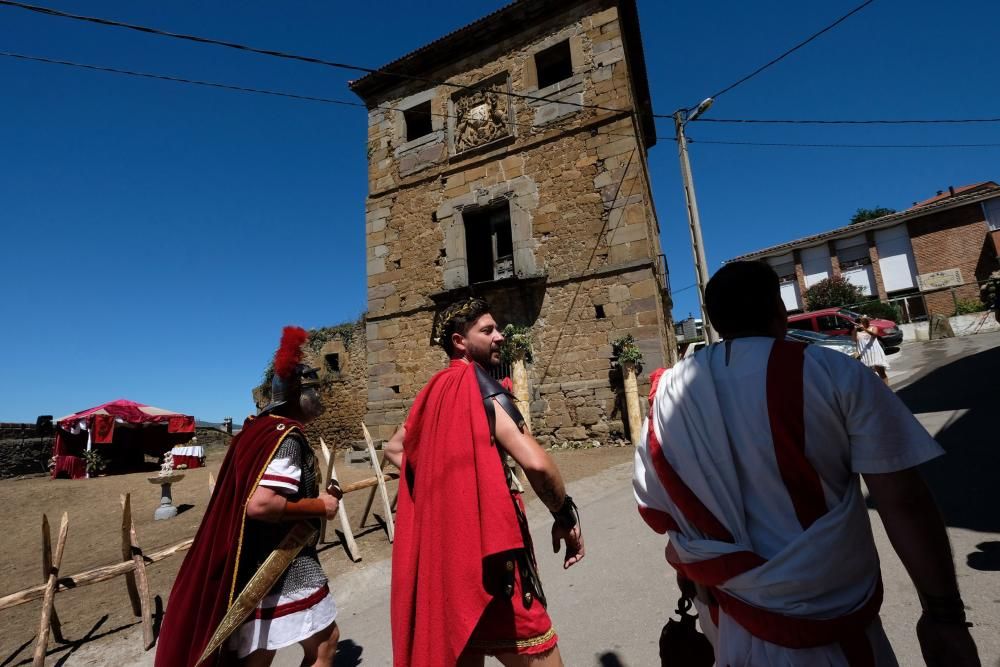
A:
[403,100,433,142]
[325,353,340,373]
[984,197,1000,231]
[464,203,514,284]
[534,41,573,89]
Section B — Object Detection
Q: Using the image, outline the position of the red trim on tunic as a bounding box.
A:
[260,473,298,487]
[766,340,827,530]
[254,584,330,620]
[637,505,680,534]
[646,418,734,543]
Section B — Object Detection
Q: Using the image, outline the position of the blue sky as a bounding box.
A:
[2,0,998,423]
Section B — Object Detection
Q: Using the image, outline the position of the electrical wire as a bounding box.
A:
[0,0,629,115]
[684,138,1000,149]
[694,0,875,108]
[0,50,650,146]
[690,117,1000,125]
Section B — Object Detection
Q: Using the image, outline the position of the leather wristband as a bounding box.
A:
[919,593,968,625]
[551,495,579,530]
[282,498,327,519]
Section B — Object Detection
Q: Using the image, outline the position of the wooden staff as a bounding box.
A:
[40,515,65,644]
[33,512,68,667]
[120,494,154,649]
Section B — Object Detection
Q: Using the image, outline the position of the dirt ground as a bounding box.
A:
[0,444,632,666]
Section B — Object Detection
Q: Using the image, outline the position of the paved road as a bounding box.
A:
[101,334,995,667]
[270,333,1000,666]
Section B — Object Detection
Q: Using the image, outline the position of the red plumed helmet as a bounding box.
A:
[273,326,308,380]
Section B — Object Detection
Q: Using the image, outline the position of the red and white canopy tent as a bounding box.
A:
[52,399,196,479]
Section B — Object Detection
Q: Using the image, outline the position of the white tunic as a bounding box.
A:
[634,337,942,666]
[856,331,890,370]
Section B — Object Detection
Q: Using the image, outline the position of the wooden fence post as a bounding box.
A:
[40,515,65,644]
[361,423,395,542]
[319,438,361,562]
[120,494,154,649]
[33,512,68,667]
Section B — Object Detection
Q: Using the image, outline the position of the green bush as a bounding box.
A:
[804,276,866,311]
[611,334,643,374]
[954,298,986,316]
[854,300,901,323]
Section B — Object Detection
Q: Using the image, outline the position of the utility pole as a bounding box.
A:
[674,99,719,344]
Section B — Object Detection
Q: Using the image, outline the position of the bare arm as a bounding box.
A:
[246,485,339,522]
[864,468,980,666]
[384,423,405,469]
[864,468,959,601]
[494,401,584,568]
[493,402,565,512]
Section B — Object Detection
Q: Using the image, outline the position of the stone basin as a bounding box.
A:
[148,473,185,485]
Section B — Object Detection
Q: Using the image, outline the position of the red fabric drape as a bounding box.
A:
[92,414,116,444]
[154,414,303,667]
[168,415,196,433]
[391,360,524,667]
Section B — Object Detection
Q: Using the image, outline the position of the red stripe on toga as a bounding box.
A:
[766,340,827,530]
[254,584,330,620]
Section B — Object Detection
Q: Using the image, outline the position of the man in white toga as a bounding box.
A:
[633,260,979,666]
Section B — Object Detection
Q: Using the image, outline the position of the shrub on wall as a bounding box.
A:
[954,298,987,316]
[854,300,902,323]
[803,276,866,311]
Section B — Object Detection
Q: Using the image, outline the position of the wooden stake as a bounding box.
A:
[120,494,142,616]
[33,512,68,667]
[208,472,216,497]
[120,494,154,649]
[362,423,395,543]
[319,438,361,562]
[40,515,65,644]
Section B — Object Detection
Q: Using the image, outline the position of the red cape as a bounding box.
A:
[154,414,304,667]
[391,360,525,667]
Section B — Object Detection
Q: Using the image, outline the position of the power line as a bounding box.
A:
[0,51,371,108]
[0,50,647,144]
[684,138,1000,149]
[696,0,875,108]
[690,117,1000,125]
[0,0,629,115]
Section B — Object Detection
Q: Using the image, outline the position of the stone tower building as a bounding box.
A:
[349,0,676,446]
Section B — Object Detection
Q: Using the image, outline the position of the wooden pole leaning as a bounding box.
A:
[33,512,68,667]
[360,423,395,543]
[319,438,361,562]
[120,494,154,649]
[40,515,66,644]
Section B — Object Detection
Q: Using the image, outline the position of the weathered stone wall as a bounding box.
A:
[358,0,675,445]
[0,437,52,479]
[304,319,370,449]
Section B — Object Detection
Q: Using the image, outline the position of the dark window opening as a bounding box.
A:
[391,385,401,394]
[403,101,433,141]
[464,202,514,284]
[535,41,573,89]
[595,304,606,319]
[325,353,340,373]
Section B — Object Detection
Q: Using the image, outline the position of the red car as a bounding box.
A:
[787,307,903,347]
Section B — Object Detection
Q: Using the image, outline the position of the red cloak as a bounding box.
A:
[391,360,525,667]
[154,414,304,667]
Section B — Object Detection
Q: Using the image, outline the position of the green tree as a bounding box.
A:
[804,276,866,311]
[850,207,896,225]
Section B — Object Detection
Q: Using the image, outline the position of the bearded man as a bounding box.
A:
[156,327,341,667]
[384,297,584,667]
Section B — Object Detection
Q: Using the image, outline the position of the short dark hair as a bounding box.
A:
[705,261,781,337]
[434,297,492,356]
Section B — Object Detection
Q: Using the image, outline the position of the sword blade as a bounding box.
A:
[195,521,318,666]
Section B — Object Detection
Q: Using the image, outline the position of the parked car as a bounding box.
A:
[787,307,903,347]
[785,329,858,357]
